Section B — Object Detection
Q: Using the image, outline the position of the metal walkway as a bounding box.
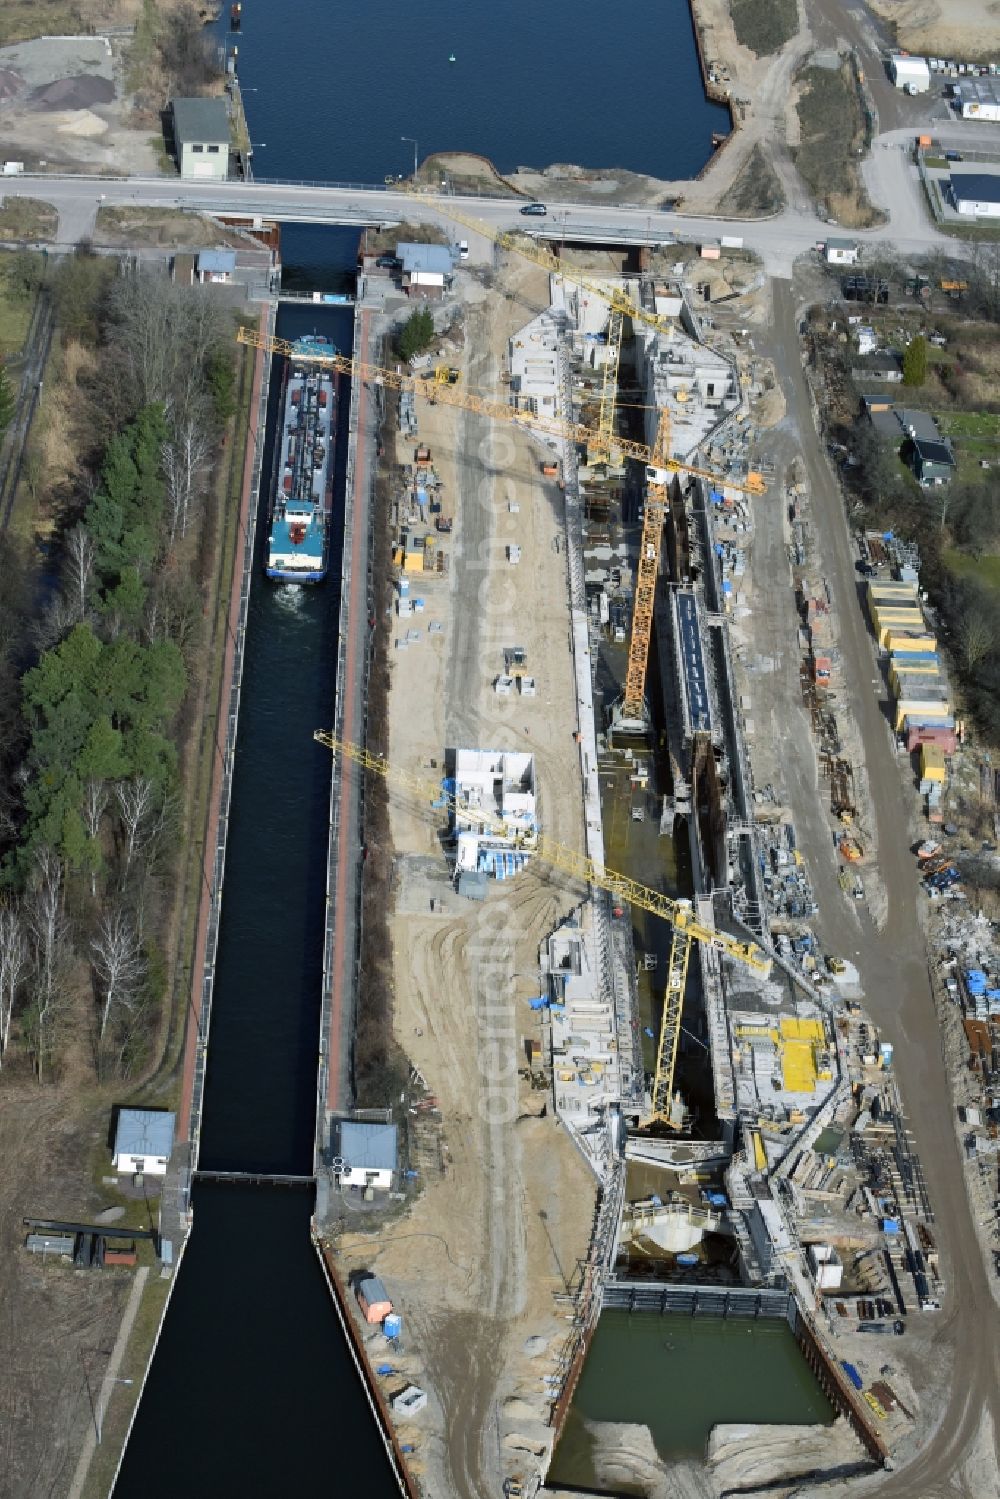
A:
[192,1170,316,1188]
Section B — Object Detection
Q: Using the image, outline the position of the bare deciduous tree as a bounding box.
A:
[91,906,145,1046]
[82,779,109,897]
[108,276,228,418]
[32,592,80,652]
[25,847,70,1083]
[959,609,996,672]
[0,901,29,1067]
[967,238,1000,322]
[115,776,157,887]
[162,416,210,543]
[62,524,96,624]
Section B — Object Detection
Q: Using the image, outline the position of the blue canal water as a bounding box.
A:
[114,269,400,1496]
[116,0,728,1484]
[227,0,730,183]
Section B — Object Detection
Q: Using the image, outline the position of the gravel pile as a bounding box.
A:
[31,74,115,110]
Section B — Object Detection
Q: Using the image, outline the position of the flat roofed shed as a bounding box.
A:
[396,242,454,276]
[171,96,229,146]
[114,1107,175,1163]
[337,1120,398,1171]
[198,249,237,275]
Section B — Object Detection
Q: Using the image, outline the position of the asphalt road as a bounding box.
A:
[771,280,1000,1497]
[0,143,969,277]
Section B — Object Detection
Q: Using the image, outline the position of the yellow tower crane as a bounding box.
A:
[589,309,624,470]
[403,191,667,464]
[314,731,770,1124]
[236,327,754,490]
[623,407,673,725]
[404,191,672,338]
[394,193,768,715]
[621,412,766,727]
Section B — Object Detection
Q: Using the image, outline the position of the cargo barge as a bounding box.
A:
[266,334,337,583]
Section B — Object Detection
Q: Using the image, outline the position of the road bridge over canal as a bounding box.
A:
[0,159,964,278]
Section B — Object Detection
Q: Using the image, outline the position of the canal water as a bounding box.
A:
[114,250,400,1497]
[224,0,730,184]
[117,1,733,1485]
[549,1311,836,1489]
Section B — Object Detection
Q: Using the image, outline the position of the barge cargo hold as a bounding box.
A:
[266,334,337,583]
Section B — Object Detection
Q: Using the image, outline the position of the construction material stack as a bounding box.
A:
[867,578,955,813]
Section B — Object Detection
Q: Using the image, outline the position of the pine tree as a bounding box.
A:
[903,335,927,387]
[398,307,435,362]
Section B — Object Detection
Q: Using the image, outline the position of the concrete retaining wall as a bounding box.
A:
[179,300,275,1187]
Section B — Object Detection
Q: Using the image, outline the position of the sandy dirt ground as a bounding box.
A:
[0,33,160,176]
[553,1416,874,1499]
[333,262,603,1499]
[868,0,1000,57]
[93,205,249,248]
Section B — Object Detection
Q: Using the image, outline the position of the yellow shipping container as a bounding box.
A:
[873,607,925,627]
[887,632,937,654]
[920,744,947,782]
[868,581,918,605]
[895,697,951,730]
[890,656,938,675]
[879,617,924,648]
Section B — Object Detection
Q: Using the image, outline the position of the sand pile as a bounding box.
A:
[54,110,109,139]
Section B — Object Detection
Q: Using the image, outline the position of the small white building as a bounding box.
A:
[197,249,236,284]
[957,78,1000,121]
[452,749,537,876]
[113,1108,176,1177]
[951,172,1000,217]
[825,238,859,266]
[170,97,230,181]
[406,269,445,301]
[809,1243,844,1290]
[888,53,931,92]
[335,1121,398,1191]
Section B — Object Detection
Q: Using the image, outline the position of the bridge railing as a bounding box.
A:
[12,168,524,202]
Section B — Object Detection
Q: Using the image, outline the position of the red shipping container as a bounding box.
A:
[906,727,956,754]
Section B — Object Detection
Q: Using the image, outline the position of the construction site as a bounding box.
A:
[233,212,989,1499]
